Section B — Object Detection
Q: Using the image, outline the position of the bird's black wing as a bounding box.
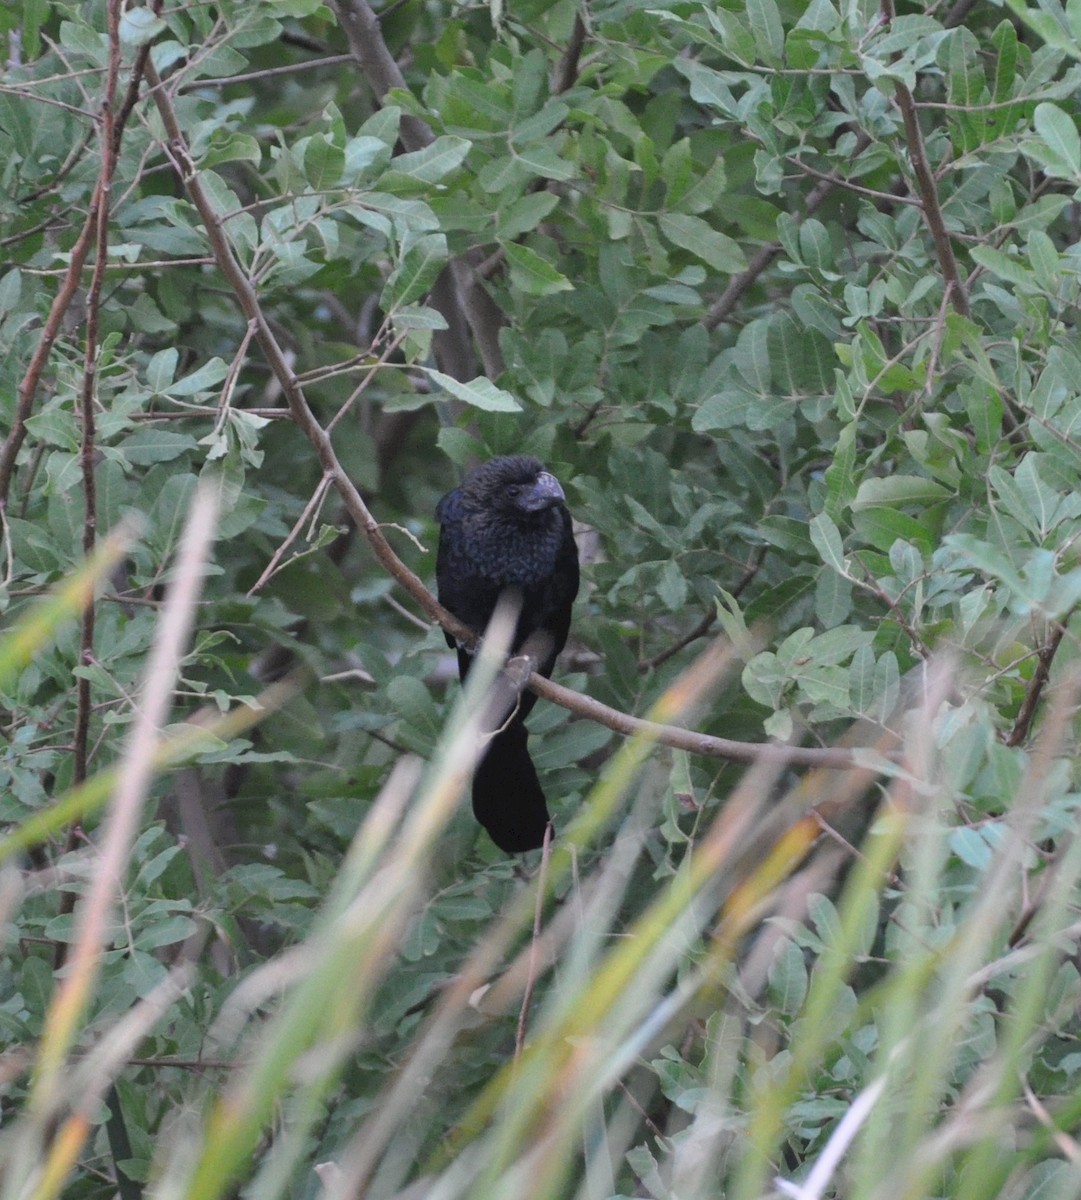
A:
[508,507,578,722]
[434,487,501,655]
[518,505,578,673]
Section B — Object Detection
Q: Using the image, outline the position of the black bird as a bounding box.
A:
[436,455,579,852]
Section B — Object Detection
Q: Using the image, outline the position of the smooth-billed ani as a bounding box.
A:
[436,455,579,852]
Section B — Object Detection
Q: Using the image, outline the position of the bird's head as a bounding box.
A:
[462,455,567,521]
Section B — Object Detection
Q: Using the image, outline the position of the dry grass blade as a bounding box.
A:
[13,486,219,1200]
[150,598,523,1200]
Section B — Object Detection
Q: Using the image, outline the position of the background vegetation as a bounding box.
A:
[4,0,1081,1196]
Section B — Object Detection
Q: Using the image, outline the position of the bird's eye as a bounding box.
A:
[506,484,521,498]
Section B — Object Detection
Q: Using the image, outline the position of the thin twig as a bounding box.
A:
[1006,620,1068,748]
[148,70,895,774]
[552,13,587,95]
[178,53,355,93]
[30,489,218,1189]
[247,473,334,596]
[330,0,505,379]
[0,0,159,508]
[73,0,125,788]
[703,161,858,330]
[1020,1073,1081,1166]
[125,1057,238,1070]
[641,545,768,671]
[325,327,409,434]
[786,155,921,206]
[1,218,98,508]
[703,0,972,334]
[60,0,145,976]
[880,0,969,317]
[532,673,878,768]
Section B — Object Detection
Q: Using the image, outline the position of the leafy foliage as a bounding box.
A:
[5,0,1081,1197]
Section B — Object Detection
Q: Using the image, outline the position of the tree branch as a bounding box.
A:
[880,0,969,318]
[147,70,887,774]
[552,13,588,95]
[640,544,767,672]
[329,0,506,379]
[1006,621,1068,748]
[1,209,98,509]
[703,160,863,331]
[703,0,972,334]
[73,0,125,789]
[329,0,432,153]
[59,0,162,978]
[0,1,161,511]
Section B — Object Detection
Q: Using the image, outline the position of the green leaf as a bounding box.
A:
[970,245,1034,288]
[147,349,178,395]
[1030,102,1081,177]
[511,101,569,146]
[169,358,229,397]
[1004,0,1081,60]
[134,915,198,950]
[303,135,345,190]
[389,137,471,184]
[768,939,808,1012]
[25,410,79,451]
[263,0,325,14]
[768,315,834,392]
[512,143,577,182]
[990,19,1018,103]
[1027,229,1060,290]
[849,644,876,713]
[423,370,523,412]
[1014,453,1062,536]
[121,430,199,466]
[964,382,1003,454]
[387,675,439,734]
[504,243,574,296]
[747,0,785,65]
[945,533,1027,598]
[815,566,852,627]
[497,192,560,240]
[203,133,262,170]
[384,232,447,310]
[118,6,165,44]
[0,266,21,315]
[851,476,952,510]
[703,8,758,64]
[391,305,449,331]
[671,157,728,215]
[809,513,846,575]
[873,651,900,721]
[657,560,688,611]
[659,213,747,274]
[675,60,740,117]
[852,508,935,554]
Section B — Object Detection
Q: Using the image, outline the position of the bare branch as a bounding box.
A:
[73,0,126,789]
[1006,620,1068,748]
[552,14,588,95]
[329,0,432,153]
[880,0,969,317]
[148,67,889,774]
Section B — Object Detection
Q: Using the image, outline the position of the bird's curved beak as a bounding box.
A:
[520,471,565,512]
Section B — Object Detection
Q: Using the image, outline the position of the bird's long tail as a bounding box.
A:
[472,721,550,852]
